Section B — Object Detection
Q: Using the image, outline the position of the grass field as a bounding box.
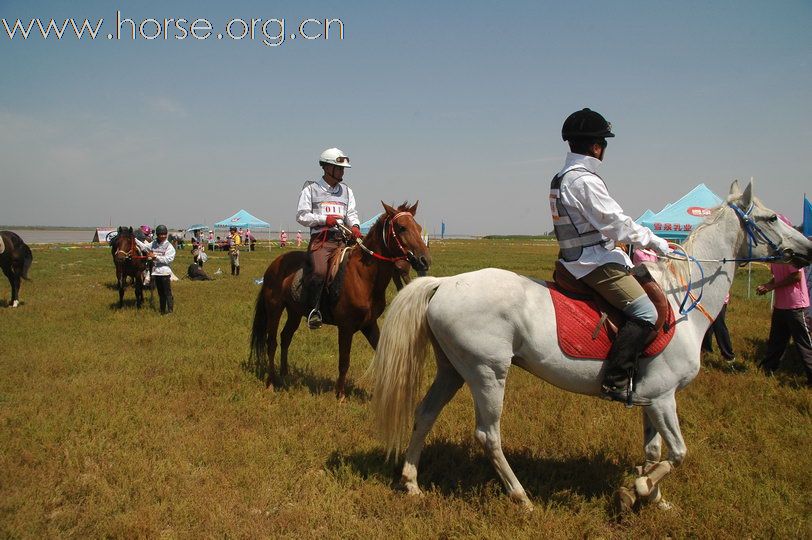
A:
[1,239,810,538]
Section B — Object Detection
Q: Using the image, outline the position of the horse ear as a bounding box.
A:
[128,227,133,233]
[381,201,396,215]
[408,201,419,215]
[729,179,741,197]
[741,180,754,208]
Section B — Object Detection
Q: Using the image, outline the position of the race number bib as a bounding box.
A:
[320,202,346,215]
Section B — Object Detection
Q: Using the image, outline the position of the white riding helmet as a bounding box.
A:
[319,147,351,168]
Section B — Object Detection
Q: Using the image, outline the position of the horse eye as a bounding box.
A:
[767,215,778,223]
[397,226,407,234]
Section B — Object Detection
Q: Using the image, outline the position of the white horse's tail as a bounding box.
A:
[370,276,443,458]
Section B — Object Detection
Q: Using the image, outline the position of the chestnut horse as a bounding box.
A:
[0,231,33,308]
[250,202,431,400]
[111,226,148,308]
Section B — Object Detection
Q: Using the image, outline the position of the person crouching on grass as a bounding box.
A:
[148,225,176,315]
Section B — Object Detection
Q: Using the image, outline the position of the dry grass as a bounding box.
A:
[0,239,810,538]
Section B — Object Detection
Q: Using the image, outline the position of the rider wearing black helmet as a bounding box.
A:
[551,108,670,406]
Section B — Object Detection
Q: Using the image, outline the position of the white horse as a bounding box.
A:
[370,181,812,511]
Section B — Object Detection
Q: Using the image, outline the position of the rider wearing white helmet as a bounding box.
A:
[296,147,362,329]
[551,109,670,406]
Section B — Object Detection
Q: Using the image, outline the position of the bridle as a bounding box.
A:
[115,234,148,263]
[664,202,789,320]
[340,212,423,268]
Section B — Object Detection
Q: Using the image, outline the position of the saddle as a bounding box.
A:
[291,246,354,307]
[548,261,675,360]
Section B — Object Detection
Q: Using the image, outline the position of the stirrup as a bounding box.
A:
[600,385,652,407]
[307,308,323,329]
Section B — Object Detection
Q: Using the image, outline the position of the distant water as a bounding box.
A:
[2,229,97,244]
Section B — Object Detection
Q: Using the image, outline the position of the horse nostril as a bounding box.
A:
[419,256,429,269]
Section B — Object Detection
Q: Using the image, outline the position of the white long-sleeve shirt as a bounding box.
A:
[148,239,176,276]
[555,152,669,279]
[296,177,360,233]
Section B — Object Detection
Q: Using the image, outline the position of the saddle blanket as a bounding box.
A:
[547,283,676,360]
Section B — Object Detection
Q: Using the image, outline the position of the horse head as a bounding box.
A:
[728,180,812,267]
[380,201,431,276]
[114,226,136,263]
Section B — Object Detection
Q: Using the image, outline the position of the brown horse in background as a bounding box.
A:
[111,226,148,308]
[250,202,431,400]
[0,231,33,308]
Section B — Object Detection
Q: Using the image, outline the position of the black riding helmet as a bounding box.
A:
[562,108,615,141]
[155,225,168,235]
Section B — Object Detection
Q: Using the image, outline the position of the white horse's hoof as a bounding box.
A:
[657,499,673,511]
[615,487,637,514]
[401,481,422,497]
[11,300,19,308]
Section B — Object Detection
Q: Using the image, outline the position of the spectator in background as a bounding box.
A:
[280,229,288,248]
[228,226,241,276]
[756,215,812,386]
[296,230,303,248]
[702,293,735,362]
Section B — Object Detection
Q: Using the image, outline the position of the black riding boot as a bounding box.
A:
[303,278,325,329]
[601,318,656,407]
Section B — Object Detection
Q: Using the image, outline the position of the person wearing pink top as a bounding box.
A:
[755,215,812,385]
[631,247,658,265]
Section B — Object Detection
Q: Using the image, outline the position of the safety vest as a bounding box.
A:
[549,167,608,262]
[303,180,350,234]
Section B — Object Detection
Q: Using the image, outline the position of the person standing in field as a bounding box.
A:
[296,230,303,248]
[229,226,241,276]
[148,224,176,315]
[296,147,362,329]
[280,229,288,248]
[550,108,671,406]
[756,215,812,385]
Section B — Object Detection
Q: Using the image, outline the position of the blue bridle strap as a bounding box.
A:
[727,202,783,263]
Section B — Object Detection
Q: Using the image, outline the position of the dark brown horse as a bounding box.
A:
[111,226,148,308]
[0,231,33,308]
[250,202,431,400]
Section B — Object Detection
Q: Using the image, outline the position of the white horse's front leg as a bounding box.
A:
[634,396,685,506]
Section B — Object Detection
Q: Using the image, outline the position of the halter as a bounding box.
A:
[115,235,149,262]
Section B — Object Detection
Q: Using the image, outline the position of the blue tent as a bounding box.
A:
[214,209,270,229]
[213,209,271,248]
[640,184,723,240]
[359,213,382,235]
[803,195,812,237]
[635,209,655,225]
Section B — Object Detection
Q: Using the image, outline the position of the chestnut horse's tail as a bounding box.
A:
[369,276,443,458]
[250,286,269,362]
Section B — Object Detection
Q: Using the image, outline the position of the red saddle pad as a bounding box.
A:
[547,283,676,360]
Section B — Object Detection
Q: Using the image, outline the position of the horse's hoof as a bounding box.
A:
[337,394,346,404]
[634,476,654,498]
[615,487,637,514]
[11,300,19,308]
[509,492,534,511]
[656,498,673,511]
[400,481,423,497]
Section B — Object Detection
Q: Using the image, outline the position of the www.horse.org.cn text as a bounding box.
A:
[1,11,345,48]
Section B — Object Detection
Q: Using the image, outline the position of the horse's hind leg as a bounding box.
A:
[264,302,284,389]
[469,366,532,509]
[279,309,302,380]
[399,346,464,496]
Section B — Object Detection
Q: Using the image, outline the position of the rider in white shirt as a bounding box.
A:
[551,108,670,406]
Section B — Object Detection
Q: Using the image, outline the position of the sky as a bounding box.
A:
[1,0,810,235]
